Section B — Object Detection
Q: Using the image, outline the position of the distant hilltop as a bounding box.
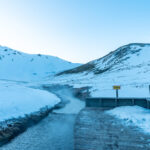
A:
[54,43,150,98]
[0,46,81,81]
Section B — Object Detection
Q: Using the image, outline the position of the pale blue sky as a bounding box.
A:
[0,0,150,63]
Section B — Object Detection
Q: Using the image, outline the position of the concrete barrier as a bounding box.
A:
[86,97,150,109]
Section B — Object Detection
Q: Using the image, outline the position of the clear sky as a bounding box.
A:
[0,0,150,63]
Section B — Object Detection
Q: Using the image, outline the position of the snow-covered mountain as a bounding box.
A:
[0,46,81,81]
[0,45,81,123]
[52,43,150,97]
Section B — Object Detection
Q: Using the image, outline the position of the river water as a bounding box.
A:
[0,85,84,150]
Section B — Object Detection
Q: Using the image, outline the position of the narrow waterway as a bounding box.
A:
[0,113,76,150]
[0,85,84,150]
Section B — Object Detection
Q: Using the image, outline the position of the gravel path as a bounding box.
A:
[0,113,76,150]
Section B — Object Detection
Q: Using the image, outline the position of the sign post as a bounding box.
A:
[113,85,121,99]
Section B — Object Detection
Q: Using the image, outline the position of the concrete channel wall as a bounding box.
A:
[86,97,150,109]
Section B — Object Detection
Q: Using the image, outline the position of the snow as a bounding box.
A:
[106,106,150,134]
[1,43,150,132]
[45,43,150,135]
[0,46,81,81]
[0,80,60,122]
[0,45,82,122]
[49,44,150,98]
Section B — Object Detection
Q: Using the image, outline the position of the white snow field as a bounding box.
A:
[0,46,80,81]
[0,80,60,122]
[0,45,81,122]
[106,106,150,134]
[50,43,150,98]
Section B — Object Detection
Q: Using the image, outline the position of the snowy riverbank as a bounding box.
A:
[0,80,60,122]
[0,80,62,145]
[0,84,84,149]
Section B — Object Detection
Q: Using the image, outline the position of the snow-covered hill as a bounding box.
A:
[52,43,150,97]
[0,46,80,81]
[0,80,60,122]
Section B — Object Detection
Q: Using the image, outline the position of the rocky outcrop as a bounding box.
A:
[75,107,150,150]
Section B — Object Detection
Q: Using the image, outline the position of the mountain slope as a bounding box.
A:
[52,43,150,97]
[58,43,150,75]
[0,46,81,81]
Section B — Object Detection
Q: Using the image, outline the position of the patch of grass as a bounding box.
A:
[57,63,95,75]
